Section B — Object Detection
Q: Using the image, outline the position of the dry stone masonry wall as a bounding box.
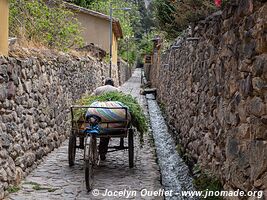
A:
[118,58,133,86]
[0,49,130,198]
[148,0,267,195]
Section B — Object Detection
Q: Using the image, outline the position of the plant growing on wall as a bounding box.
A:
[153,0,229,40]
[9,0,83,50]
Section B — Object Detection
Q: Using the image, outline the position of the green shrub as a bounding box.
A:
[9,0,83,50]
[7,186,20,193]
[153,0,230,39]
[75,91,148,134]
[193,166,223,200]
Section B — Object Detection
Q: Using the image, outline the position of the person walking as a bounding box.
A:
[92,78,119,161]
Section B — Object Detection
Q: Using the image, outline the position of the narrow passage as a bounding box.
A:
[9,69,162,200]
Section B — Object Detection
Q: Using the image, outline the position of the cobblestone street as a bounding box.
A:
[8,69,163,200]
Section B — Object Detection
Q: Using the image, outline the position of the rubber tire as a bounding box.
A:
[85,136,94,192]
[85,160,93,192]
[128,129,134,168]
[68,133,76,167]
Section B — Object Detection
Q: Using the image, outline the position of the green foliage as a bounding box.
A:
[68,0,94,8]
[153,0,179,39]
[32,184,43,190]
[119,31,155,65]
[7,186,20,193]
[119,37,138,65]
[176,143,184,156]
[75,91,148,134]
[193,167,223,200]
[48,188,58,192]
[9,0,83,50]
[136,0,156,38]
[174,140,223,199]
[88,0,141,65]
[139,31,158,55]
[24,181,40,186]
[153,0,219,39]
[24,181,56,192]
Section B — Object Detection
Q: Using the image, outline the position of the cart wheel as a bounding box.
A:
[84,136,95,191]
[68,133,76,167]
[128,129,134,168]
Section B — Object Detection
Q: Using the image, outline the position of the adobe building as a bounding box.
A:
[0,0,9,56]
[65,3,123,65]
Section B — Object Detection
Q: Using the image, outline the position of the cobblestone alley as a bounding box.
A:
[8,69,163,200]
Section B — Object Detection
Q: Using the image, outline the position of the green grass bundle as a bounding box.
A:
[75,91,148,134]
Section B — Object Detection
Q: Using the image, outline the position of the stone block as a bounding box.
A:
[0,132,12,149]
[15,167,23,185]
[252,54,267,80]
[252,77,266,94]
[244,15,255,30]
[249,141,267,181]
[237,149,250,171]
[246,97,265,117]
[237,123,251,140]
[24,115,33,130]
[0,168,7,182]
[0,84,7,102]
[255,4,267,54]
[238,59,252,72]
[0,65,7,78]
[237,0,254,17]
[250,116,267,140]
[226,136,239,161]
[242,40,256,59]
[23,81,32,94]
[7,82,15,100]
[239,74,253,98]
[229,79,239,97]
[21,69,27,80]
[256,31,267,54]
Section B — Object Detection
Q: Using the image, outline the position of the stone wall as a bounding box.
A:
[0,49,129,198]
[118,58,133,86]
[148,0,267,195]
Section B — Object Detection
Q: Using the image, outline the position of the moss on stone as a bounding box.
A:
[176,144,184,155]
[24,181,57,192]
[7,186,20,193]
[24,181,39,186]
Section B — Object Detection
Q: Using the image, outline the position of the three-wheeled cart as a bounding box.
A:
[68,105,134,191]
